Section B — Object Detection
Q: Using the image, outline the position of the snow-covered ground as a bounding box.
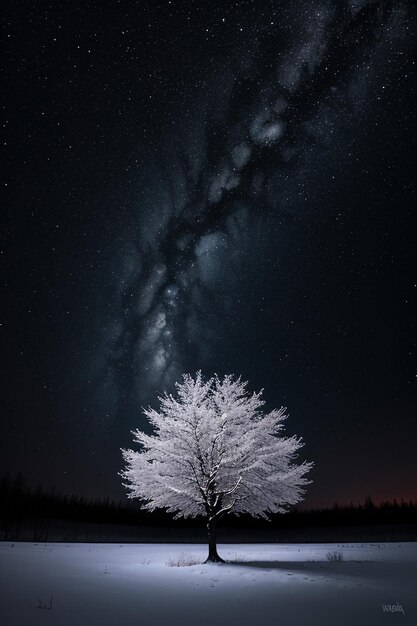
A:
[0,542,415,626]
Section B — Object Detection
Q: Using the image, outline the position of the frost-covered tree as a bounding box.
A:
[120,372,313,562]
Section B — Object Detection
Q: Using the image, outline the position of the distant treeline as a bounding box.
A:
[1,472,416,541]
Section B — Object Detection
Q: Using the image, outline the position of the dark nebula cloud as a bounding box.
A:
[96,0,410,417]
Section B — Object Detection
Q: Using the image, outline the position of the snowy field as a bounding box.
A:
[0,542,416,626]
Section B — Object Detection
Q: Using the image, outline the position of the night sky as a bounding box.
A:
[2,0,416,509]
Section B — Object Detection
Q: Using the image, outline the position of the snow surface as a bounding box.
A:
[0,542,416,626]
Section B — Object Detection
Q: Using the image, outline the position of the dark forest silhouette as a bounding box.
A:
[1,473,416,542]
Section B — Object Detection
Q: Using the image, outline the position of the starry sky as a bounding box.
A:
[2,0,417,509]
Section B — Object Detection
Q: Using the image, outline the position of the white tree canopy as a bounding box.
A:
[121,372,313,523]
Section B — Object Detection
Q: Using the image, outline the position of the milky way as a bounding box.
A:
[2,0,416,503]
[95,0,409,421]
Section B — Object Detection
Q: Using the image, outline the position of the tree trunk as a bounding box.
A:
[205,517,225,563]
